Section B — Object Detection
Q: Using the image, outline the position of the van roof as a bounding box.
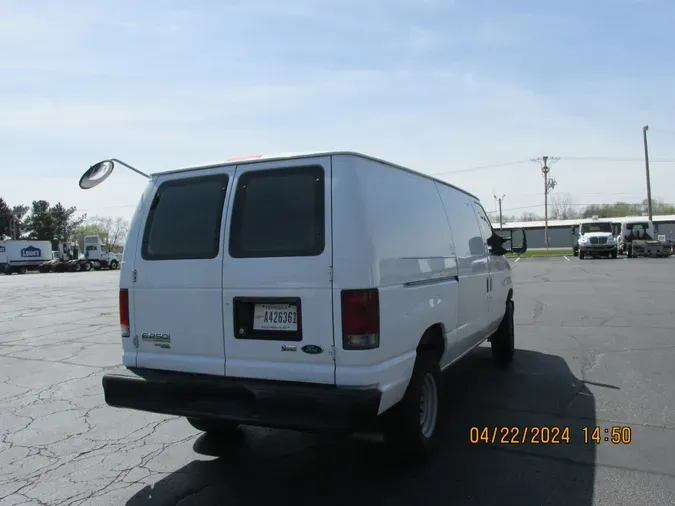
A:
[153,150,479,201]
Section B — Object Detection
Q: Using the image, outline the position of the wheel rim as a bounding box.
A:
[419,372,439,438]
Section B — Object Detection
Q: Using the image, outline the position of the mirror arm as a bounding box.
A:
[111,158,151,179]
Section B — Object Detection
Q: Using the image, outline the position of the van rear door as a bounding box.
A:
[132,168,233,376]
[221,157,335,384]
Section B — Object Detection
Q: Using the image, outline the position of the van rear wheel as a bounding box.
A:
[187,418,240,435]
[492,299,515,368]
[382,351,444,462]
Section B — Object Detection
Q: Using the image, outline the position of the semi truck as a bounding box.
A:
[617,219,672,258]
[38,236,120,272]
[82,235,120,270]
[0,240,52,274]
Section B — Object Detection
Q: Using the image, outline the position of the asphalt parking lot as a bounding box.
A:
[1,257,674,506]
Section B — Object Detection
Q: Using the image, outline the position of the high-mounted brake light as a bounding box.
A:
[119,289,130,337]
[341,289,379,350]
[226,154,263,162]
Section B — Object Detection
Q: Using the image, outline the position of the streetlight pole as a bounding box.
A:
[494,193,506,231]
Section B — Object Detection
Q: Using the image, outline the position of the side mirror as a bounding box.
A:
[509,228,528,254]
[79,161,115,189]
[488,228,528,256]
[469,236,486,256]
[79,158,150,190]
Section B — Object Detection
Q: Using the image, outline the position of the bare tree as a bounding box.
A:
[84,216,130,251]
[519,212,542,222]
[549,193,578,220]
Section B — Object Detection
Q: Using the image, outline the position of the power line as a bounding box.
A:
[429,159,531,176]
[430,155,675,178]
[649,128,675,138]
[560,156,675,163]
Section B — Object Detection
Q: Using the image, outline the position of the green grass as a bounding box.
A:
[506,248,573,258]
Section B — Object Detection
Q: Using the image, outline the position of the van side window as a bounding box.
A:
[473,202,494,241]
[229,165,325,258]
[141,175,229,261]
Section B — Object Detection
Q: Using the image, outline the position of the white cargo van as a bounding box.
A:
[81,151,527,460]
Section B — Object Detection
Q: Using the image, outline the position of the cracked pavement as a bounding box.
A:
[1,259,674,506]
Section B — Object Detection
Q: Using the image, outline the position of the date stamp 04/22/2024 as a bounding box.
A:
[469,426,633,445]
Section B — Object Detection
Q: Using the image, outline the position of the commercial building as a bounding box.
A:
[499,214,675,249]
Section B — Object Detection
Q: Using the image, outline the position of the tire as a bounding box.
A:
[611,251,618,259]
[18,266,27,275]
[382,351,444,462]
[83,262,92,272]
[187,418,240,435]
[491,299,515,368]
[110,260,119,270]
[579,251,585,260]
[74,263,81,272]
[573,250,578,257]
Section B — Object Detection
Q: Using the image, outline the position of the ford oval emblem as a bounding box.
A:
[301,345,323,355]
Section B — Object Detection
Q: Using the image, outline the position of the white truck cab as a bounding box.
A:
[83,235,120,270]
[572,216,618,260]
[83,151,527,460]
[616,219,671,258]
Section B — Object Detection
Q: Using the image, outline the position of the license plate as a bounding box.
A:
[253,303,298,331]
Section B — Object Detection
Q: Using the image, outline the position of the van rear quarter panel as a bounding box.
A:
[119,178,158,367]
[331,155,459,411]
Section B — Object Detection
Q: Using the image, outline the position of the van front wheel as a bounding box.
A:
[382,351,444,462]
[187,418,240,436]
[492,299,515,368]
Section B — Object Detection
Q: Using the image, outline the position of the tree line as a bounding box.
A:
[0,197,129,252]
[495,197,675,223]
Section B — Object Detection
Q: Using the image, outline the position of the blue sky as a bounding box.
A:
[1,0,674,222]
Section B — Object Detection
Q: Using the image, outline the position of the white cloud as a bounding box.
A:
[407,27,442,55]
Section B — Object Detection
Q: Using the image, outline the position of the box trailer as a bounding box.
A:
[0,240,53,274]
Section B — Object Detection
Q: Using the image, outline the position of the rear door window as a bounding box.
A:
[228,165,325,258]
[141,175,229,260]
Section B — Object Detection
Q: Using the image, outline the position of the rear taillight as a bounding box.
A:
[119,289,130,337]
[341,289,379,350]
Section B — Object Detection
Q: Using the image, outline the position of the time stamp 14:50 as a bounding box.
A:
[469,426,632,445]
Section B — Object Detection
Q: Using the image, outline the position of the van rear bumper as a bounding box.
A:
[102,368,382,433]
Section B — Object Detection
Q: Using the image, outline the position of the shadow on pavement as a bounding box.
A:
[126,348,596,506]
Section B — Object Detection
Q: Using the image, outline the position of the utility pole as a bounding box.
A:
[494,193,506,231]
[9,214,17,240]
[642,125,653,221]
[531,156,559,251]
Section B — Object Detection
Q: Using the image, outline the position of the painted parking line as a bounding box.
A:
[563,256,571,261]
